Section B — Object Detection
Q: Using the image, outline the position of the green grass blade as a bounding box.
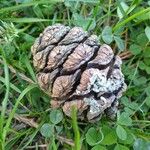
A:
[20,128,39,149]
[3,18,51,23]
[0,58,9,121]
[113,7,150,31]
[52,136,57,150]
[0,0,64,13]
[23,56,37,82]
[5,129,29,149]
[0,58,10,150]
[67,0,99,3]
[71,106,81,150]
[3,84,37,144]
[0,76,21,93]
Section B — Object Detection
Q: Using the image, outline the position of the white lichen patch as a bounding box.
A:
[89,70,107,93]
[83,96,113,120]
[84,95,115,116]
[114,56,122,68]
[88,68,124,94]
[76,68,125,96]
[84,96,102,114]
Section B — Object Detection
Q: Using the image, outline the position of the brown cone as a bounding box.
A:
[32,24,127,122]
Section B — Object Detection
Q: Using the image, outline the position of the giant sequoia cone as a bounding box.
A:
[31,24,127,122]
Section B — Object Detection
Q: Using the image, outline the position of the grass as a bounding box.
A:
[71,106,81,150]
[0,0,150,149]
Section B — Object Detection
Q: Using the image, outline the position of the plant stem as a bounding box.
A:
[71,106,81,150]
[0,58,10,149]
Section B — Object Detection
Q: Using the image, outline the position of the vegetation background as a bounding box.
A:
[0,0,150,149]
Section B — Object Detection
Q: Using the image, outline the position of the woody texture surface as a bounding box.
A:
[31,24,127,122]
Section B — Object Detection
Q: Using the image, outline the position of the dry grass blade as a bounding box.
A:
[13,113,75,147]
[57,135,75,146]
[14,114,38,128]
[0,58,35,84]
[25,144,47,149]
[119,51,132,59]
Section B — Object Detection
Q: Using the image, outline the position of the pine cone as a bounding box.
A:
[31,24,127,122]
